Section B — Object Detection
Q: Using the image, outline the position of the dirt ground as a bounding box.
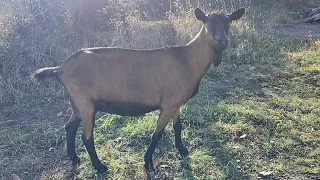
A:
[257,22,320,38]
[0,99,71,179]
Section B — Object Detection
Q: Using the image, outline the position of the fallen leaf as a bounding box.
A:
[240,134,247,139]
[258,171,273,177]
[114,137,122,143]
[160,164,171,168]
[232,145,240,149]
[49,147,54,152]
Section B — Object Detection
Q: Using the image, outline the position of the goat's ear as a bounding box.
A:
[195,8,207,23]
[228,8,245,20]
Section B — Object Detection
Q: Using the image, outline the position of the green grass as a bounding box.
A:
[39,36,320,179]
[1,2,320,180]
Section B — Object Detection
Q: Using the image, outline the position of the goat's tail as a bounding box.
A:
[31,67,60,84]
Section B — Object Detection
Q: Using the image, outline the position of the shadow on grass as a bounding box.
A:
[175,36,313,179]
[38,35,319,179]
[179,157,196,179]
[202,130,249,179]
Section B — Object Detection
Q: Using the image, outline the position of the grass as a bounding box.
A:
[1,1,320,180]
[15,34,319,180]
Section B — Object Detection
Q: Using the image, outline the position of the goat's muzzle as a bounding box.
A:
[214,39,228,51]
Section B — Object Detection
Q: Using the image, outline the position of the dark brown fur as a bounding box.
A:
[31,7,245,179]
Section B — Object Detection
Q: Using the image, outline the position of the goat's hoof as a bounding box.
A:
[146,171,156,180]
[95,163,108,174]
[177,145,189,157]
[70,155,80,166]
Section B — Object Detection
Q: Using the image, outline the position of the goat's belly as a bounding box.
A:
[94,100,159,116]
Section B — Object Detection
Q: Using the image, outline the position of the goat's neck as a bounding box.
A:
[187,25,215,81]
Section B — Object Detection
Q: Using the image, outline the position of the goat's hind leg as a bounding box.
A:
[65,110,81,165]
[80,102,108,174]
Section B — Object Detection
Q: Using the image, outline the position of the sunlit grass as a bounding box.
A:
[1,1,320,180]
[121,114,157,137]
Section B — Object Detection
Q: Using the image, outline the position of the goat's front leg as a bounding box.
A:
[172,110,189,156]
[144,107,179,179]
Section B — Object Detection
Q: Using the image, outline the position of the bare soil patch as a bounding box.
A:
[257,23,320,38]
[0,100,71,179]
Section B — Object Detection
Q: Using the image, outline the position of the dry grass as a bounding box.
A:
[0,0,319,180]
[0,0,252,106]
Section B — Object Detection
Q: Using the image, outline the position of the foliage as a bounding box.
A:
[0,0,319,180]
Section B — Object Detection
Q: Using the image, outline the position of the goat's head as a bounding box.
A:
[195,7,245,66]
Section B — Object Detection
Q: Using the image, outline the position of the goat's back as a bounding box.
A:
[59,47,198,112]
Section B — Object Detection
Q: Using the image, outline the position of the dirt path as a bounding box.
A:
[257,23,320,38]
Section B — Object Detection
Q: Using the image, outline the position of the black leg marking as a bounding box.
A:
[173,117,189,156]
[65,116,81,165]
[144,129,164,175]
[81,135,108,174]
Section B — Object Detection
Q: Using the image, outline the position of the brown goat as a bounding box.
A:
[31,8,245,178]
